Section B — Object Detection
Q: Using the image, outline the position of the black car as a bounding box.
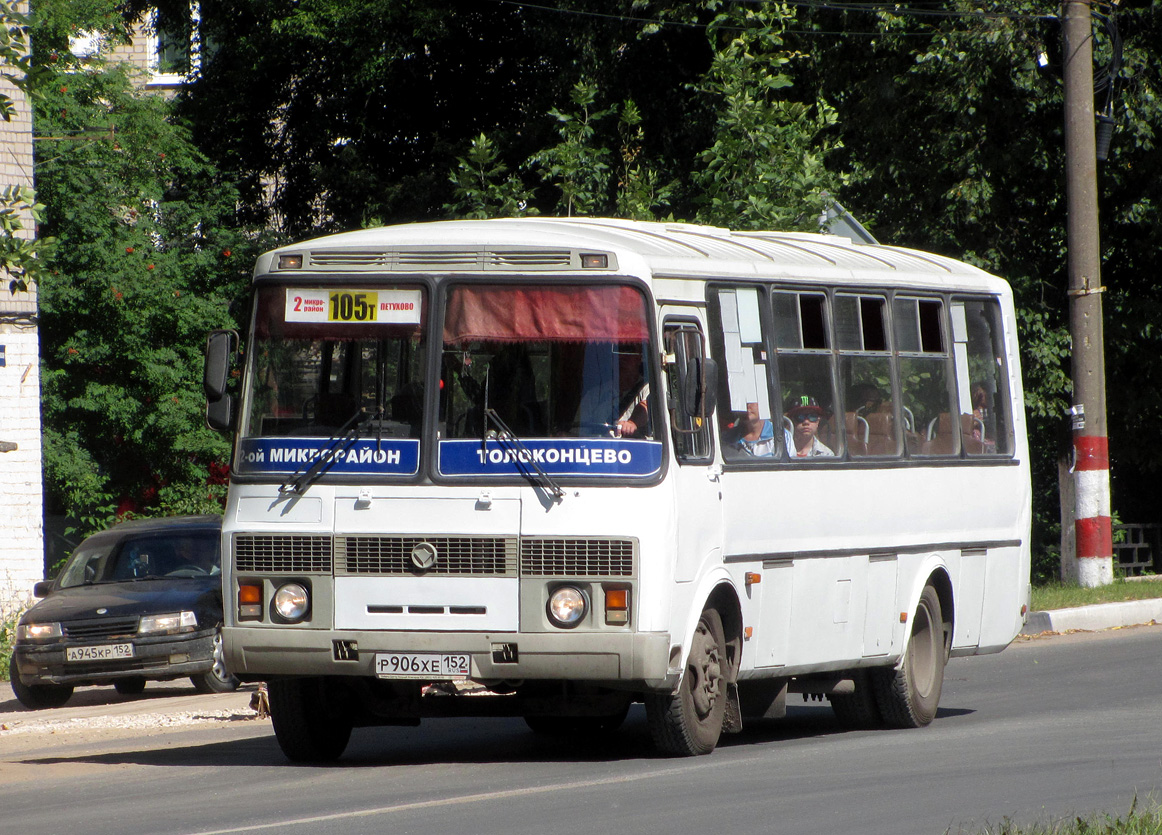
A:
[9,515,239,709]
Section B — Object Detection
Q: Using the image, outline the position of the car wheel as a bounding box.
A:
[113,677,147,695]
[190,628,240,694]
[9,655,74,710]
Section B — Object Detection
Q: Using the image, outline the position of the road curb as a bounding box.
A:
[1022,599,1162,635]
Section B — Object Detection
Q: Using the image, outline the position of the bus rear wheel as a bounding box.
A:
[646,608,727,756]
[828,671,882,729]
[872,584,947,728]
[268,677,354,762]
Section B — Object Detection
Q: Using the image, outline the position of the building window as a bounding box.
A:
[147,2,201,86]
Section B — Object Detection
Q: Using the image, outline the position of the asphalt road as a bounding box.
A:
[3,625,1160,835]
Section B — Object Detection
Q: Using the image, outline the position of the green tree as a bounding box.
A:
[0,0,53,292]
[693,2,840,231]
[531,79,616,216]
[32,3,259,534]
[443,133,538,220]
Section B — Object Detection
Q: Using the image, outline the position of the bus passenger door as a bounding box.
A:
[662,314,723,583]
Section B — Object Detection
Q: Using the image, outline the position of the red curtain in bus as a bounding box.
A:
[443,285,649,344]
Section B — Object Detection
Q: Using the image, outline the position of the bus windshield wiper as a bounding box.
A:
[280,409,368,496]
[479,371,563,502]
[484,408,565,502]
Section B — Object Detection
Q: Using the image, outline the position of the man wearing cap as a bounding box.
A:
[784,395,835,458]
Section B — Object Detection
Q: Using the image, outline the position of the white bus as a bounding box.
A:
[203,217,1031,761]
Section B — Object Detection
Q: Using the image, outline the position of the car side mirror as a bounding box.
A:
[33,580,52,598]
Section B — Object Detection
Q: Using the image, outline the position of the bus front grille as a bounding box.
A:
[234,535,333,573]
[337,536,518,576]
[520,538,636,577]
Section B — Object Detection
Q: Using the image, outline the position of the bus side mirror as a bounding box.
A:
[683,356,718,420]
[204,329,238,432]
[206,395,235,433]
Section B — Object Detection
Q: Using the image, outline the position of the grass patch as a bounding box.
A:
[958,800,1162,834]
[1032,577,1162,612]
[1,609,16,682]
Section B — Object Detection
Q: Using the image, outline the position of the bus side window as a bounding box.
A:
[708,287,779,461]
[893,296,957,456]
[773,290,840,458]
[836,293,897,457]
[952,298,1012,456]
[664,321,714,462]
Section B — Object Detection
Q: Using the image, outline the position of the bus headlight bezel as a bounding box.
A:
[272,582,311,623]
[546,585,588,629]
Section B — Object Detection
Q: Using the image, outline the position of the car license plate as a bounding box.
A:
[375,652,470,679]
[66,643,134,662]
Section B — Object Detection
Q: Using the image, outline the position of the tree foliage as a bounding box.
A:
[693,2,839,230]
[30,1,260,535]
[21,0,1162,571]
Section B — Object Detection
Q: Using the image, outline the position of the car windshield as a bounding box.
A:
[57,531,221,588]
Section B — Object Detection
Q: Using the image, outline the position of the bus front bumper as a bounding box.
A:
[224,627,675,690]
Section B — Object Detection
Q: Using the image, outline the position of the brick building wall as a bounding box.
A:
[0,1,43,620]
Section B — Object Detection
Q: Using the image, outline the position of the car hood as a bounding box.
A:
[23,579,222,625]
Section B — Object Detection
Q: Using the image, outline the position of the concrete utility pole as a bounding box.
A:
[1062,0,1113,587]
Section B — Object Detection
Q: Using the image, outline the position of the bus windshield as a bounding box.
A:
[439,284,655,441]
[240,285,427,441]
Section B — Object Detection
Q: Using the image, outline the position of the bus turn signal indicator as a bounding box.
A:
[605,588,629,624]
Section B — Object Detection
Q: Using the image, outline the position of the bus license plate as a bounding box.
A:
[66,643,134,662]
[375,652,470,680]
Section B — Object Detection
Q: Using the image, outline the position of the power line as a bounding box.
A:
[482,0,1056,37]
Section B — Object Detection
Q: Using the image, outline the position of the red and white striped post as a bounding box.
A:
[1073,433,1113,587]
[1063,0,1113,587]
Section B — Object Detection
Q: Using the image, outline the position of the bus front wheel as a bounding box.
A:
[646,608,727,756]
[872,584,947,728]
[268,677,354,762]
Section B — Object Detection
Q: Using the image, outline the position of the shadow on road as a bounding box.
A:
[9,701,974,770]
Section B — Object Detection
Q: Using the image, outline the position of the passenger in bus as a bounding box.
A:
[784,395,835,458]
[850,383,885,417]
[730,401,777,456]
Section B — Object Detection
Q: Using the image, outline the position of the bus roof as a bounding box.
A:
[258,217,1004,292]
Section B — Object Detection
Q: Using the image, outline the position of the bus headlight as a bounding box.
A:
[547,586,588,628]
[273,583,310,622]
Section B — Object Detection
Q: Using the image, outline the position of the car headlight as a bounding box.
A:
[273,583,310,622]
[17,622,62,641]
[547,585,588,628]
[139,611,198,635]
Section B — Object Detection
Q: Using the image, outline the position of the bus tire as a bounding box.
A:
[268,677,353,762]
[828,671,882,729]
[872,584,946,729]
[646,608,727,756]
